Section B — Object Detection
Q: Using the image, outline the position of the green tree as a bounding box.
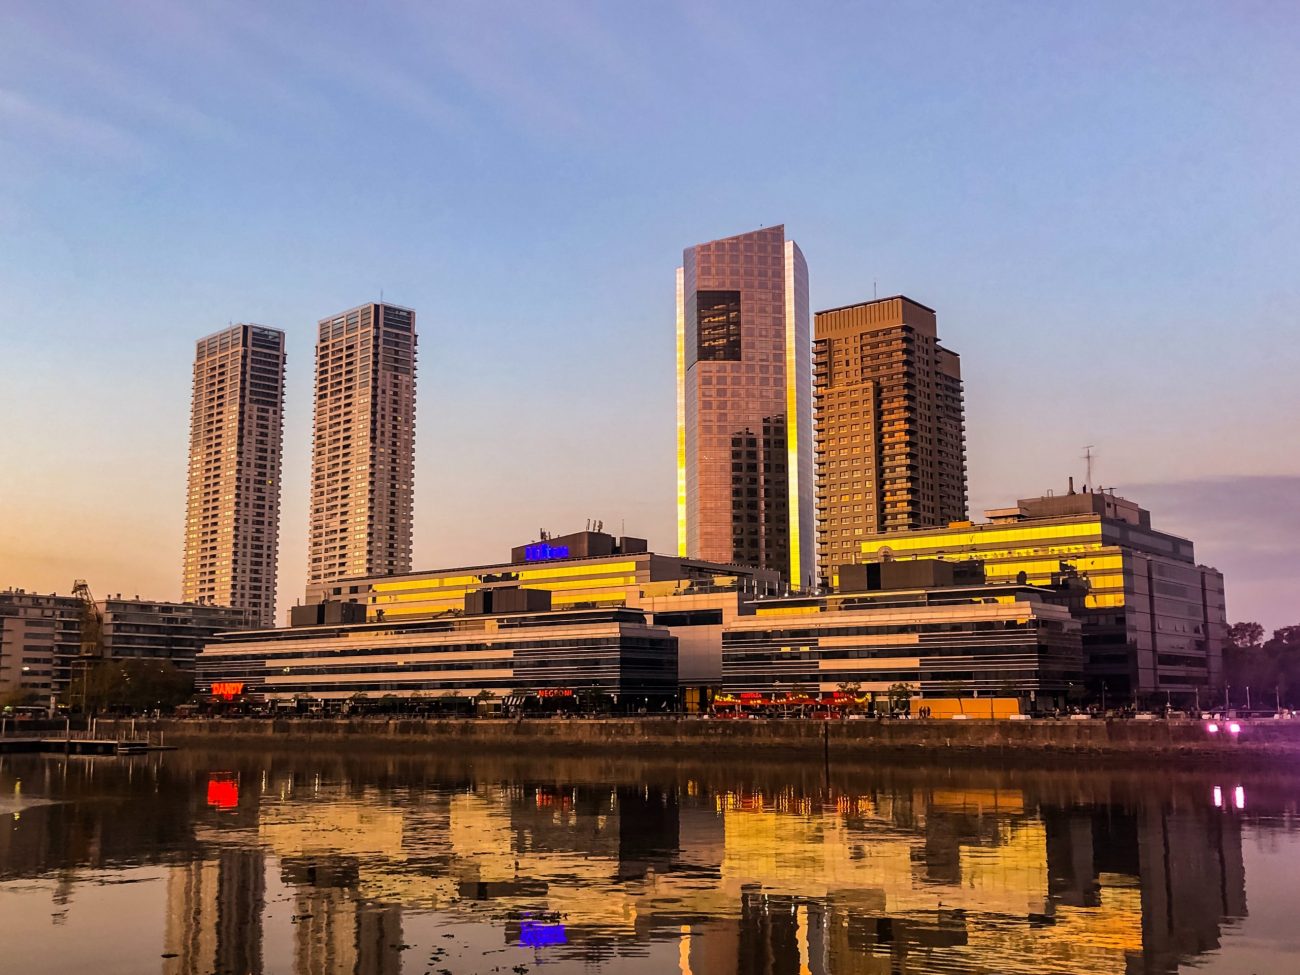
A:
[1,687,42,710]
[1228,622,1265,649]
[836,680,862,711]
[1224,622,1300,709]
[887,682,914,715]
[64,660,193,713]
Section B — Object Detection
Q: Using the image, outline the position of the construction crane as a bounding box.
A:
[71,579,104,658]
[71,580,105,713]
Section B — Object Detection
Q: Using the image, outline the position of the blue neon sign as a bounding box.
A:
[524,543,570,561]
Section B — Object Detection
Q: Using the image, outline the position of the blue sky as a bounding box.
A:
[1,1,1297,628]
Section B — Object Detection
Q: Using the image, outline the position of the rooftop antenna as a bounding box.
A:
[1082,445,1096,491]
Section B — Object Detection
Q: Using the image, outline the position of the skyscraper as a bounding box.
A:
[813,296,967,586]
[676,225,814,589]
[182,324,286,626]
[308,302,417,588]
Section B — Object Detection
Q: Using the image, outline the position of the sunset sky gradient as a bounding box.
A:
[1,1,1297,628]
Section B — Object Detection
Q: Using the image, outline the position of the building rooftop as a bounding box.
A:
[815,294,936,317]
[194,322,282,344]
[211,606,658,644]
[316,549,773,588]
[687,224,785,249]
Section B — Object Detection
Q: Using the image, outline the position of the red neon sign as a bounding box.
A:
[212,682,245,700]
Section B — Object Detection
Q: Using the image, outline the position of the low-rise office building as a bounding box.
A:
[300,529,780,709]
[305,529,782,621]
[2,589,256,702]
[856,487,1227,701]
[200,532,1085,711]
[196,590,678,709]
[98,596,254,670]
[722,580,1082,709]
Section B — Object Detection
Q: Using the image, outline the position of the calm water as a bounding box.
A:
[0,748,1297,975]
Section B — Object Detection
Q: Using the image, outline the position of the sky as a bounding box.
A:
[1,1,1297,630]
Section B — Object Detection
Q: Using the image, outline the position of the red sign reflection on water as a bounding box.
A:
[206,773,239,811]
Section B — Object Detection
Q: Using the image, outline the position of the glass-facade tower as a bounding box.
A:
[676,225,814,590]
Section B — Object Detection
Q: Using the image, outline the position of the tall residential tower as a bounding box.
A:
[307,302,417,588]
[676,225,814,589]
[182,324,286,626]
[814,296,966,587]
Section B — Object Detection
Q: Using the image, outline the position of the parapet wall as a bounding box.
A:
[98,716,1300,768]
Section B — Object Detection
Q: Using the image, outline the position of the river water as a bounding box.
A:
[0,748,1296,974]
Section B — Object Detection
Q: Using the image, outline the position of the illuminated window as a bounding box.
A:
[697,290,742,361]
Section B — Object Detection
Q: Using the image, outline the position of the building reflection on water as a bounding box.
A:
[0,753,1263,974]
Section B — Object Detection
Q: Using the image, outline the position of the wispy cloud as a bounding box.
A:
[1,4,235,143]
[213,2,463,130]
[0,87,144,160]
[393,1,657,138]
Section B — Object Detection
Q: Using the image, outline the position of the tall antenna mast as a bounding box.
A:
[1082,445,1095,489]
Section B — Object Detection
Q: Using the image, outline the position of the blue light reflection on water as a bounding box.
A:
[519,919,567,947]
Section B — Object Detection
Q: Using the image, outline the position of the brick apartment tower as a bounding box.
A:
[182,324,286,626]
[307,302,417,588]
[676,225,815,590]
[813,296,967,587]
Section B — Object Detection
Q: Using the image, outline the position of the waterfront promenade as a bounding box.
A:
[92,715,1300,768]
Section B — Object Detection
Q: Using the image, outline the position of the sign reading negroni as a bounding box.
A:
[212,681,245,700]
[536,688,574,698]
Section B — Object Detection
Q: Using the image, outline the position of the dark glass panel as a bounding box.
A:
[697,290,742,361]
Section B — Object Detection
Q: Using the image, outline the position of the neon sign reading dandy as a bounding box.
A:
[524,543,570,561]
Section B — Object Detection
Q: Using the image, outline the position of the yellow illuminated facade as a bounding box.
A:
[722,585,1082,704]
[784,238,813,592]
[676,266,688,557]
[308,552,779,623]
[858,492,1227,698]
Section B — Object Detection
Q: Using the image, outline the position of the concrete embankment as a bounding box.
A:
[95,717,1300,768]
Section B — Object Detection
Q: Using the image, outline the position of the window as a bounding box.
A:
[697,291,742,361]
